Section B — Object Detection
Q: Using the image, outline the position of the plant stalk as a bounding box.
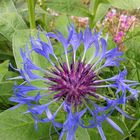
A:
[27,0,36,29]
[42,0,47,30]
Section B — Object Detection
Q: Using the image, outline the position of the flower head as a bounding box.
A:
[103,9,137,51]
[71,16,89,28]
[105,9,116,21]
[114,31,124,44]
[10,26,139,140]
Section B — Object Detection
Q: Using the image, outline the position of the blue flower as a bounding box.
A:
[10,26,139,140]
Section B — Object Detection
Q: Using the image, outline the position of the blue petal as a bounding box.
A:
[115,106,135,120]
[30,38,55,62]
[14,85,39,93]
[97,125,106,140]
[106,117,124,134]
[70,30,82,52]
[27,104,48,114]
[100,38,107,57]
[47,29,73,51]
[83,27,94,51]
[105,47,123,58]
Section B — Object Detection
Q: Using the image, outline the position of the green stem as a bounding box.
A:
[90,0,100,28]
[122,104,125,122]
[130,118,140,132]
[27,0,36,29]
[42,0,47,30]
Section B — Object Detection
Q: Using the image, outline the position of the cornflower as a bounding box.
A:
[10,25,139,140]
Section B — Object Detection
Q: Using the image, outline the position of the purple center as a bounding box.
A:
[47,61,98,105]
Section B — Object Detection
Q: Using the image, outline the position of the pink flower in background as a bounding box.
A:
[78,17,89,25]
[119,14,127,22]
[71,16,89,27]
[120,15,136,31]
[103,8,137,51]
[127,16,136,25]
[106,9,116,21]
[114,31,125,44]
[128,16,136,22]
[120,22,129,30]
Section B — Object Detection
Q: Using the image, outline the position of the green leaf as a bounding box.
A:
[76,127,90,140]
[0,0,27,41]
[0,81,14,108]
[12,29,49,69]
[54,14,70,35]
[0,65,19,108]
[0,60,9,81]
[89,0,109,15]
[12,29,30,68]
[0,81,14,98]
[108,0,140,10]
[0,36,13,61]
[46,0,90,16]
[93,3,110,25]
[123,27,140,82]
[16,1,48,14]
[0,107,55,140]
[89,0,110,27]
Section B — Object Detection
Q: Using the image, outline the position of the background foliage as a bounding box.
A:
[0,0,140,140]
